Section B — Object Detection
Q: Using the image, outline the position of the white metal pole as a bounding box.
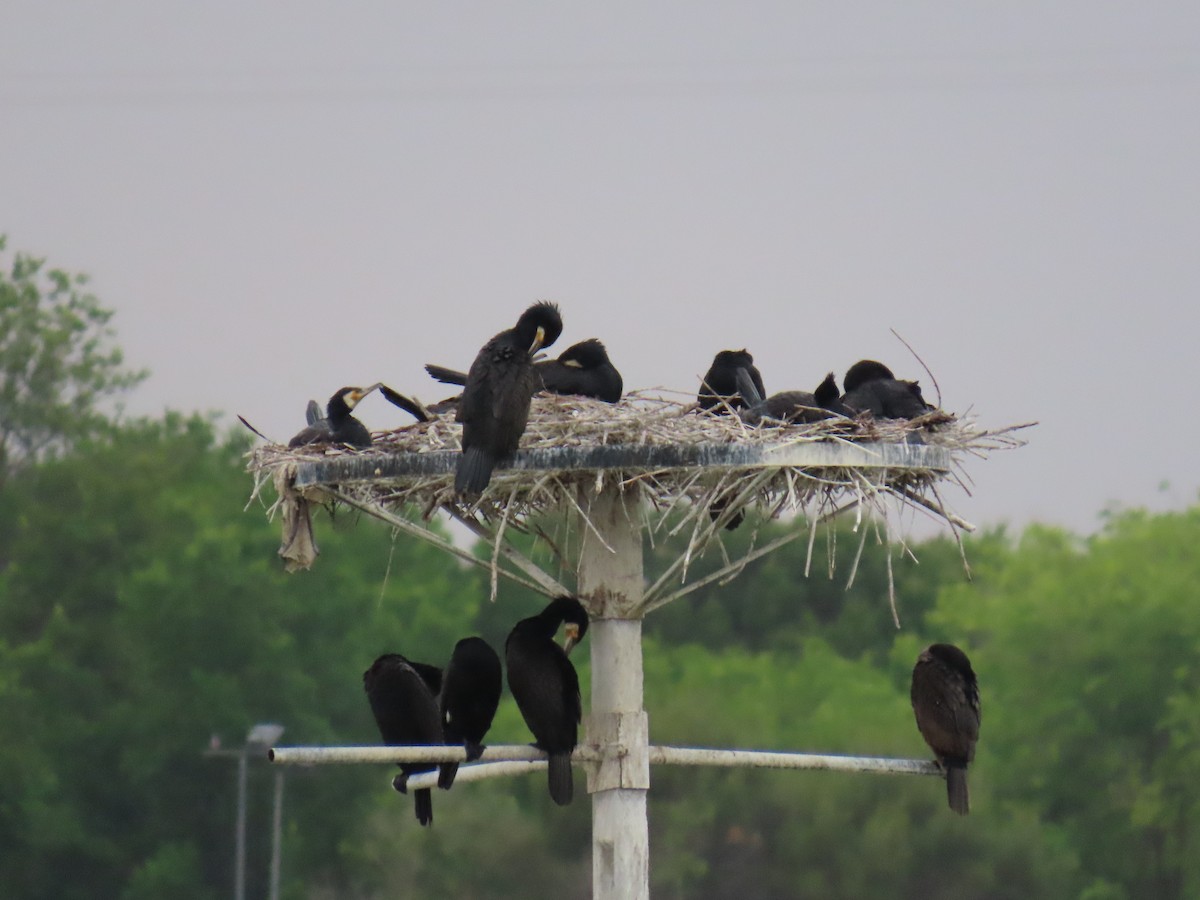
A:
[268,769,284,900]
[578,486,650,900]
[235,749,248,900]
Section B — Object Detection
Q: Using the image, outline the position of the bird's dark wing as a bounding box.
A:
[506,633,580,753]
[425,363,468,386]
[379,384,430,423]
[305,399,322,426]
[288,421,333,447]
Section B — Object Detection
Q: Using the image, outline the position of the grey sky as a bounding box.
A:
[4,2,1198,538]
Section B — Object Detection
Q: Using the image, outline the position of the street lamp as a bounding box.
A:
[209,723,285,900]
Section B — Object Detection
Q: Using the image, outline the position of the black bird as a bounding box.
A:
[841,359,933,420]
[427,338,623,404]
[438,637,503,790]
[363,653,446,826]
[288,385,380,448]
[911,643,981,815]
[842,359,896,394]
[506,596,589,806]
[455,302,564,495]
[735,369,848,425]
[697,349,765,413]
[536,339,623,403]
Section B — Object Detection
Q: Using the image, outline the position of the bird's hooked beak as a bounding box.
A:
[562,622,581,655]
[529,325,548,355]
[346,383,383,409]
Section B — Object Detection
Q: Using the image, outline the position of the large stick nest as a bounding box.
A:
[246,390,1030,593]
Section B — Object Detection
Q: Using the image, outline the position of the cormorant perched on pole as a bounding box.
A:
[437,637,503,789]
[697,349,765,412]
[505,596,589,806]
[288,385,381,448]
[455,302,564,495]
[841,359,933,420]
[363,653,445,826]
[910,643,981,815]
[427,338,623,403]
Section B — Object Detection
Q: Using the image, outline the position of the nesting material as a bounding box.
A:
[246,389,1030,588]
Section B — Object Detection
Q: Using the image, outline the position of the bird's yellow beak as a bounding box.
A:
[562,623,581,655]
[346,383,382,408]
[529,325,547,355]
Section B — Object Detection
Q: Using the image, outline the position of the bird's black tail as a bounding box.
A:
[455,447,495,494]
[437,762,459,791]
[946,762,970,815]
[414,787,434,826]
[548,753,573,806]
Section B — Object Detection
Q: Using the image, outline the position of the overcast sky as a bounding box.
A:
[4,2,1198,538]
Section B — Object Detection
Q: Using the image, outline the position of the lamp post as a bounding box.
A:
[209,723,285,900]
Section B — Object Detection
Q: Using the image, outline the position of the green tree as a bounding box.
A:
[931,508,1200,898]
[0,414,485,899]
[0,236,145,489]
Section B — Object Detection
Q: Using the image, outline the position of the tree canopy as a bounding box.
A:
[0,236,145,489]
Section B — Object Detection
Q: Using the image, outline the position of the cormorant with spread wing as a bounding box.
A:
[455,302,564,495]
[363,653,445,826]
[505,596,589,806]
[911,643,981,815]
[288,385,380,448]
[438,637,503,789]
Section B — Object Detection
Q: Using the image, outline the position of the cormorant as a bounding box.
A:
[505,596,589,806]
[363,653,446,826]
[455,302,564,495]
[438,636,503,789]
[697,349,765,413]
[911,643,981,815]
[735,369,848,425]
[842,359,896,394]
[840,359,933,420]
[426,338,622,403]
[288,385,380,448]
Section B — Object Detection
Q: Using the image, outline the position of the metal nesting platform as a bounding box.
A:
[288,439,953,488]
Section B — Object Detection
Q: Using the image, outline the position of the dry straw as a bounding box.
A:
[247,389,1031,613]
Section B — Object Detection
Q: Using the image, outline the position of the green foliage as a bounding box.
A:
[0,237,146,487]
[4,359,1200,896]
[0,414,484,899]
[932,510,1200,898]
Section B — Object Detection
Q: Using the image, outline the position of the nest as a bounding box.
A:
[246,388,1030,618]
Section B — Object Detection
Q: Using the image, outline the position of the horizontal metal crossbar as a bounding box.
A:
[291,440,951,488]
[267,744,942,782]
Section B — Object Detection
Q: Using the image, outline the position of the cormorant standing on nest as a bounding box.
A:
[438,637,503,789]
[288,385,380,448]
[506,596,589,806]
[363,653,445,826]
[697,349,765,412]
[911,643,980,815]
[735,370,849,425]
[841,359,932,420]
[455,302,564,495]
[426,338,622,403]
